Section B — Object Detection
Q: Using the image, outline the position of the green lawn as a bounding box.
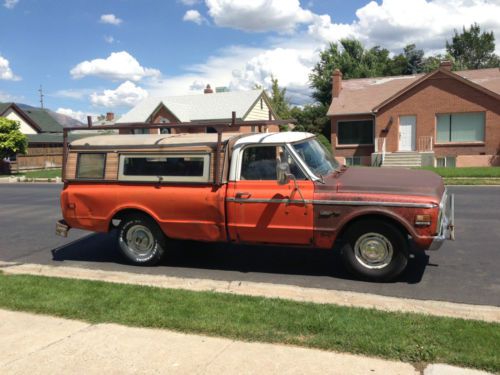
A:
[419,166,500,178]
[0,273,498,372]
[15,169,61,179]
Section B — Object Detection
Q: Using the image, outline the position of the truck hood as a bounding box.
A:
[320,167,445,199]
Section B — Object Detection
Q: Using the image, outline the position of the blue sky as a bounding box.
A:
[0,0,499,121]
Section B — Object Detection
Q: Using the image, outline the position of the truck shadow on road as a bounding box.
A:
[51,232,429,284]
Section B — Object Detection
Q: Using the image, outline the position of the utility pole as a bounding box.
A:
[38,85,44,109]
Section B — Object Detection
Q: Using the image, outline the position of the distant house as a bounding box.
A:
[328,62,500,167]
[117,87,280,134]
[0,102,82,171]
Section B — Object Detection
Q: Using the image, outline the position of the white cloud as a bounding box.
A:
[70,51,161,82]
[0,55,21,81]
[205,0,314,33]
[100,14,123,25]
[52,88,94,100]
[314,0,500,53]
[180,0,200,5]
[56,108,96,123]
[183,9,206,25]
[0,91,22,102]
[90,81,149,108]
[104,35,115,44]
[3,0,19,9]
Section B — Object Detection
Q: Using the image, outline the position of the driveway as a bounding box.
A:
[0,183,498,306]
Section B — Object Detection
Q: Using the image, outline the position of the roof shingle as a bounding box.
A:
[117,90,266,124]
[328,68,500,116]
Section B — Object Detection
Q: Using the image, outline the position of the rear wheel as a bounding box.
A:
[340,219,408,281]
[118,214,166,266]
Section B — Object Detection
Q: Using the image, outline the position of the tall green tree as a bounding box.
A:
[268,76,291,120]
[446,23,499,69]
[309,39,408,106]
[402,44,425,74]
[0,117,27,160]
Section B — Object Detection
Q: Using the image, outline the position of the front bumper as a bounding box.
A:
[429,191,455,250]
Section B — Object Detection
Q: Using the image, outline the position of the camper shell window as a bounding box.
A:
[76,153,106,179]
[118,153,210,182]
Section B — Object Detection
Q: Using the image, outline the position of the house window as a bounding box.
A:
[436,156,456,168]
[76,153,106,179]
[118,154,210,182]
[436,112,485,143]
[260,98,263,110]
[337,120,373,145]
[345,156,362,166]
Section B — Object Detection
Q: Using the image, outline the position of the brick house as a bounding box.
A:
[117,87,280,134]
[328,62,500,167]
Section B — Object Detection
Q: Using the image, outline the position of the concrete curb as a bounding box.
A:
[0,309,493,375]
[0,176,62,183]
[1,261,499,323]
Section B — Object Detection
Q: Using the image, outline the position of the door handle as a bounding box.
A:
[235,192,252,199]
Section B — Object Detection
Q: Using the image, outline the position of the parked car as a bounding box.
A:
[57,131,454,281]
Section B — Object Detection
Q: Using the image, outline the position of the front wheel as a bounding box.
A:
[118,214,166,266]
[340,219,408,281]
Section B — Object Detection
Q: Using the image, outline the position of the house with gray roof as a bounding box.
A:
[117,87,280,134]
[0,102,83,171]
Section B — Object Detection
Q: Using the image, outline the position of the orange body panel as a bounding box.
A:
[226,180,314,245]
[61,183,227,242]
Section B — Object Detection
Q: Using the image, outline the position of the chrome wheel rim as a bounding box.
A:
[123,224,155,257]
[354,233,393,269]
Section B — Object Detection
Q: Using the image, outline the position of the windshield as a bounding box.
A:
[292,138,340,177]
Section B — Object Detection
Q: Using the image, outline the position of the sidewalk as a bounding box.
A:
[0,309,492,375]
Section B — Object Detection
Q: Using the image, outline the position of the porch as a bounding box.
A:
[372,136,435,167]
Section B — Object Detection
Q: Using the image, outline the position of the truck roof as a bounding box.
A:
[233,132,314,146]
[70,131,315,148]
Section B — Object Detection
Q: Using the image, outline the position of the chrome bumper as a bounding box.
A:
[429,192,455,250]
[55,219,70,238]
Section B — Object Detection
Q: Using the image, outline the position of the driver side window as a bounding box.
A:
[240,146,306,180]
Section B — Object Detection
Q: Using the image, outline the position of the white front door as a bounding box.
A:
[399,115,416,151]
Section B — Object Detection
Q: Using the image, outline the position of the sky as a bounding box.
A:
[0,0,499,122]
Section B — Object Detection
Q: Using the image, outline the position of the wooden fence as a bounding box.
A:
[11,145,63,172]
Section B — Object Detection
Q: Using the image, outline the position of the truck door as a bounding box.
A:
[226,144,314,245]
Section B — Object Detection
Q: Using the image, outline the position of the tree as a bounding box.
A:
[422,53,455,72]
[0,117,27,160]
[402,44,424,74]
[290,104,329,134]
[310,39,403,106]
[446,23,499,69]
[268,76,291,120]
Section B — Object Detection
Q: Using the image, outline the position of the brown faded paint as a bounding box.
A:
[312,167,444,249]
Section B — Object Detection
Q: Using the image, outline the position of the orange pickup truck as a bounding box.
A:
[57,131,454,281]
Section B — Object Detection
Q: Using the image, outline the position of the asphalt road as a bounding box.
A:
[0,183,499,306]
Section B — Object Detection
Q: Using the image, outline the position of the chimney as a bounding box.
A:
[204,84,214,94]
[105,112,114,122]
[439,60,453,71]
[332,69,342,98]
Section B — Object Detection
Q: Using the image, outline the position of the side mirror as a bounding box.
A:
[277,162,291,185]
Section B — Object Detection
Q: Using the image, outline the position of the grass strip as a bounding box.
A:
[0,273,498,372]
[444,177,500,185]
[19,169,61,179]
[419,166,500,178]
